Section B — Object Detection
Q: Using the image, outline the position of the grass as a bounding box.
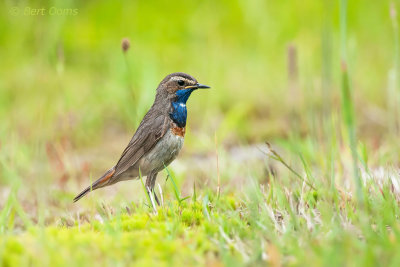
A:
[2,169,400,266]
[1,0,400,266]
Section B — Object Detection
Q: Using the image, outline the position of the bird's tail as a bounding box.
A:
[73,167,116,202]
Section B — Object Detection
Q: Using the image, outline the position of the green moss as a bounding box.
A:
[0,201,225,266]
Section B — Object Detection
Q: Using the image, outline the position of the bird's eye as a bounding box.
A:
[177,80,185,86]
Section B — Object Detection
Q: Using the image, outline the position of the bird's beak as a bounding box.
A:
[185,83,211,90]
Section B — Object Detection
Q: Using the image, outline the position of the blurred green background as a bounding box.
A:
[1,0,399,203]
[1,0,399,204]
[1,0,397,146]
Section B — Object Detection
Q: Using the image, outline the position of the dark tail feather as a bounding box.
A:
[73,186,92,202]
[73,167,116,202]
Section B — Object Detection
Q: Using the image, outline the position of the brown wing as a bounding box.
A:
[111,112,170,179]
[73,110,170,202]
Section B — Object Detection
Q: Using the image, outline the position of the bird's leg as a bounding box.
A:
[153,190,160,206]
[151,172,160,206]
[146,173,160,206]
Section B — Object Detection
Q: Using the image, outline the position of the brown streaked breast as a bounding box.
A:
[171,126,186,137]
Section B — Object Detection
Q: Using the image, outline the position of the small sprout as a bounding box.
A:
[125,206,131,215]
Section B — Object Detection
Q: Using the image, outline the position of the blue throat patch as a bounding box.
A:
[170,88,194,128]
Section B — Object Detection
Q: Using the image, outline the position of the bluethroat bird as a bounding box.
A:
[74,72,210,204]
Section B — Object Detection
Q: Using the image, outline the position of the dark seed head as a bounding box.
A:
[121,38,130,53]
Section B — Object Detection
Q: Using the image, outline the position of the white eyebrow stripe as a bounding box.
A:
[169,76,193,83]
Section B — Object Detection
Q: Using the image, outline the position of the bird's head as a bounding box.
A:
[157,72,210,104]
[155,72,210,128]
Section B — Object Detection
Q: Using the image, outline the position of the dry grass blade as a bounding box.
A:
[157,183,164,207]
[147,186,158,214]
[264,142,316,190]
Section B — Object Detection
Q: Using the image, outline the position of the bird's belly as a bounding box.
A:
[137,129,184,175]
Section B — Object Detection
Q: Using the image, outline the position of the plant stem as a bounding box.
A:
[340,0,363,205]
